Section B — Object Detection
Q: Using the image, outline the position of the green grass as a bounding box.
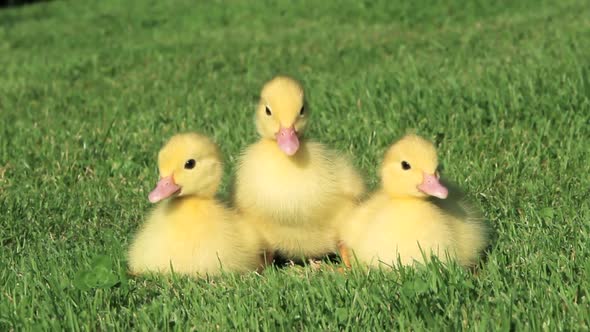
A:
[1,0,589,330]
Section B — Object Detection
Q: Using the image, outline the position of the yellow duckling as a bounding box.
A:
[234,76,365,263]
[128,133,261,276]
[340,134,489,268]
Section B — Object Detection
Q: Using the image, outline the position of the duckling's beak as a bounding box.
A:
[418,173,448,199]
[148,175,181,203]
[276,126,300,156]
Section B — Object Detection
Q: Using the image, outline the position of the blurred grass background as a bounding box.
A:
[1,0,589,329]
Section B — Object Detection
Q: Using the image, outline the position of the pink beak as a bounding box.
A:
[276,126,300,156]
[417,173,448,199]
[148,175,181,203]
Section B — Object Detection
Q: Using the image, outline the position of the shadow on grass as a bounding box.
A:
[271,252,343,268]
[0,0,51,9]
[433,179,497,270]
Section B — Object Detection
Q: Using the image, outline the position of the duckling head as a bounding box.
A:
[148,133,222,203]
[255,76,308,156]
[380,134,448,199]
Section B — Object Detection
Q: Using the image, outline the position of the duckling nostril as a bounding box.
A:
[276,127,300,156]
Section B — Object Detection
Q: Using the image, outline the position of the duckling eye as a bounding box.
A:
[401,161,411,170]
[184,159,196,170]
[265,106,272,116]
[299,106,305,116]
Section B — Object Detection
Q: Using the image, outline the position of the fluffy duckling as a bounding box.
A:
[234,76,365,263]
[128,133,261,276]
[339,134,489,268]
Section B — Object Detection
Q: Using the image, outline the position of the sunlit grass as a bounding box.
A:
[1,0,589,329]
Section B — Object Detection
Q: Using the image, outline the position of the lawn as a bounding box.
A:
[1,0,589,330]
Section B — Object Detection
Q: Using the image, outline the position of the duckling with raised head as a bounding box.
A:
[234,76,365,263]
[339,134,489,268]
[128,133,261,276]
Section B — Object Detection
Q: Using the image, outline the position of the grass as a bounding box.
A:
[1,0,589,330]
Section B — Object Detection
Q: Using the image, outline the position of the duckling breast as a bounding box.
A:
[236,140,345,226]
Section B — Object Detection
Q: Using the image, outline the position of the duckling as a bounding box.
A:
[234,76,365,263]
[339,134,489,268]
[128,133,261,276]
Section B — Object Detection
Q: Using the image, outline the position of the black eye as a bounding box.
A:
[184,159,196,169]
[265,106,272,116]
[299,106,305,116]
[401,161,411,170]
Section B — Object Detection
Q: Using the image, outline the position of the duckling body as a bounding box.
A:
[238,139,362,258]
[235,76,365,260]
[128,133,261,276]
[340,135,488,268]
[129,197,260,275]
[342,193,458,266]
